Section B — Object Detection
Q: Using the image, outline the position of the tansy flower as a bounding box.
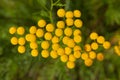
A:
[50,50,58,59]
[9,26,16,34]
[91,42,98,50]
[73,50,81,58]
[64,27,72,37]
[57,48,65,56]
[17,26,25,35]
[60,55,68,62]
[74,19,83,28]
[67,39,75,48]
[66,61,75,69]
[41,49,49,58]
[65,11,73,18]
[84,44,91,52]
[52,43,60,51]
[97,53,104,61]
[103,41,111,49]
[18,45,26,54]
[90,32,98,40]
[30,42,38,49]
[36,29,44,38]
[73,10,81,18]
[73,29,81,36]
[66,18,74,26]
[56,21,65,29]
[81,52,88,60]
[74,35,82,43]
[65,47,72,55]
[11,37,18,45]
[51,36,59,43]
[46,23,54,32]
[69,54,76,62]
[25,34,36,42]
[18,37,26,46]
[84,58,93,67]
[44,32,52,40]
[55,28,63,37]
[89,51,96,59]
[57,8,65,17]
[97,36,105,44]
[38,19,46,27]
[62,36,70,45]
[29,26,37,34]
[73,45,81,51]
[31,49,38,57]
[41,41,50,49]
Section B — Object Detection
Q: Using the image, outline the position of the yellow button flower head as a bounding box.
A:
[60,55,68,62]
[69,54,76,62]
[36,29,44,38]
[73,45,81,51]
[74,35,82,43]
[52,36,59,43]
[84,44,91,52]
[67,39,75,48]
[57,8,65,17]
[46,23,54,32]
[90,32,98,40]
[25,34,36,42]
[97,53,104,61]
[41,41,50,49]
[66,61,75,69]
[11,37,18,45]
[57,48,64,56]
[55,28,63,37]
[57,21,65,29]
[73,10,81,18]
[18,37,26,45]
[17,26,25,35]
[73,29,81,36]
[97,36,105,44]
[74,19,83,28]
[9,26,16,34]
[62,36,70,45]
[41,50,49,58]
[64,27,72,37]
[44,32,52,40]
[29,26,37,34]
[84,58,93,67]
[50,50,58,59]
[114,46,120,56]
[38,19,46,28]
[103,41,111,49]
[73,50,81,58]
[81,52,88,60]
[18,46,25,54]
[91,42,98,50]
[66,18,73,26]
[65,11,73,18]
[52,43,60,51]
[30,42,38,49]
[89,51,96,59]
[31,49,38,57]
[65,47,72,55]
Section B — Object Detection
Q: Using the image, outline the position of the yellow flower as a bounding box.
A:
[84,44,91,52]
[11,37,18,45]
[65,11,73,18]
[57,8,65,17]
[69,54,76,62]
[65,47,72,55]
[52,43,60,51]
[74,19,83,28]
[51,36,59,43]
[30,42,38,49]
[44,32,52,40]
[91,42,98,50]
[73,50,81,58]
[18,37,26,45]
[67,39,75,48]
[66,18,73,26]
[62,36,70,45]
[73,29,81,36]
[103,41,111,49]
[29,26,37,34]
[64,27,72,37]
[41,50,49,58]
[46,23,54,32]
[25,34,36,42]
[57,48,64,56]
[97,36,105,44]
[60,55,68,62]
[84,58,93,67]
[55,28,63,37]
[36,29,44,38]
[50,50,58,59]
[73,10,81,18]
[56,21,65,29]
[31,49,38,57]
[66,61,75,69]
[97,53,104,61]
[41,41,50,49]
[73,45,81,51]
[18,46,25,54]
[89,51,96,59]
[114,46,120,56]
[17,26,25,35]
[90,32,98,40]
[9,26,16,34]
[38,19,46,28]
[81,52,88,60]
[74,35,82,43]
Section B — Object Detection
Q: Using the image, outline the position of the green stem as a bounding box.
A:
[53,0,60,6]
[49,0,54,23]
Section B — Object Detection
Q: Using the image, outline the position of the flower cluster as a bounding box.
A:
[114,41,120,56]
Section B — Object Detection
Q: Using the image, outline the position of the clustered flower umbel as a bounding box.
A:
[9,8,111,69]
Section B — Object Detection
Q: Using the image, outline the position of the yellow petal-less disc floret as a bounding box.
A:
[67,39,75,48]
[44,32,52,40]
[73,45,81,51]
[25,34,36,42]
[56,21,65,29]
[74,19,83,28]
[46,23,54,32]
[103,41,111,49]
[50,50,58,59]
[90,32,98,40]
[11,37,18,45]
[65,47,72,55]
[57,8,65,17]
[60,55,68,62]
[84,44,91,52]
[89,51,96,59]
[41,50,49,58]
[84,58,93,67]
[64,27,72,37]
[97,36,105,44]
[57,48,64,56]
[29,26,37,34]
[38,19,46,28]
[36,29,44,38]
[52,36,59,43]
[18,46,25,54]
[41,41,50,49]
[31,49,38,57]
[17,27,25,35]
[9,26,16,34]
[66,61,75,69]
[91,42,98,50]
[55,28,63,37]
[73,10,81,18]
[52,43,60,51]
[65,11,73,18]
[73,50,81,58]
[69,54,76,62]
[18,37,26,45]
[62,36,70,45]
[30,42,38,49]
[73,29,81,36]
[97,53,104,61]
[66,18,74,26]
[81,53,88,60]
[74,35,82,43]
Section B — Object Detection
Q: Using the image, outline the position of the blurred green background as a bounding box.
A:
[0,0,120,80]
